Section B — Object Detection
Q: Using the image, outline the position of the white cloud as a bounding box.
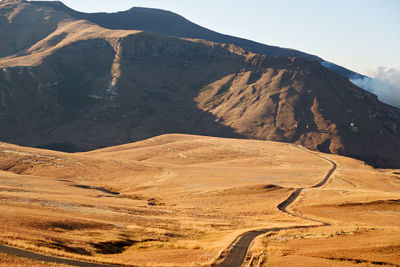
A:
[350,66,400,109]
[370,66,400,89]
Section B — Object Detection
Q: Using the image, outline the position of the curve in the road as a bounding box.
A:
[214,225,322,267]
[0,244,121,267]
[214,145,337,267]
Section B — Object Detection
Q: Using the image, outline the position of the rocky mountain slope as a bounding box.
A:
[0,0,399,167]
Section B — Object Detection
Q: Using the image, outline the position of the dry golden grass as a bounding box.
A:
[259,227,400,267]
[0,134,399,266]
[244,153,400,267]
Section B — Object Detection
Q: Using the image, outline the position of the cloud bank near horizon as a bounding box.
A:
[350,66,400,109]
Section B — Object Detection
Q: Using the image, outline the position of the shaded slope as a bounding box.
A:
[0,29,246,151]
[196,56,400,167]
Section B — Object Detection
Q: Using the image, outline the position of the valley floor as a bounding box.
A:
[0,134,399,266]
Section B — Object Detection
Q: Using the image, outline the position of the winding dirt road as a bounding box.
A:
[215,145,337,267]
[0,145,336,267]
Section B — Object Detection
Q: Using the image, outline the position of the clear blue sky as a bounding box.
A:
[53,0,399,75]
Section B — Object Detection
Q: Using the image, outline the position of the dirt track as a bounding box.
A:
[0,244,120,267]
[214,146,337,267]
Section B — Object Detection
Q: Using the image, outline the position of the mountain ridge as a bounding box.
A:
[0,0,399,168]
[2,0,364,79]
[31,1,366,80]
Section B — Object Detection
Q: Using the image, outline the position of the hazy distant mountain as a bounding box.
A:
[0,0,399,167]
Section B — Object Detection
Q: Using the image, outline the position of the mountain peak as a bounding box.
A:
[126,6,182,16]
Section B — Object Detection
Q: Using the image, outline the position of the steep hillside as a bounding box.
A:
[196,57,400,167]
[0,22,246,151]
[0,0,399,167]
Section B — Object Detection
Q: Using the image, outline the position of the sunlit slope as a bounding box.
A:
[84,134,331,190]
[0,141,162,190]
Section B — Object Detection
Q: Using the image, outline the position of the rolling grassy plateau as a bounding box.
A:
[0,134,399,266]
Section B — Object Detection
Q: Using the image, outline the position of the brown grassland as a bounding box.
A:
[0,134,399,266]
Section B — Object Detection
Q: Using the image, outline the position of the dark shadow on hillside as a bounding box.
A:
[0,33,247,153]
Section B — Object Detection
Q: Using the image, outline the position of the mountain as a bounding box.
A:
[0,0,399,168]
